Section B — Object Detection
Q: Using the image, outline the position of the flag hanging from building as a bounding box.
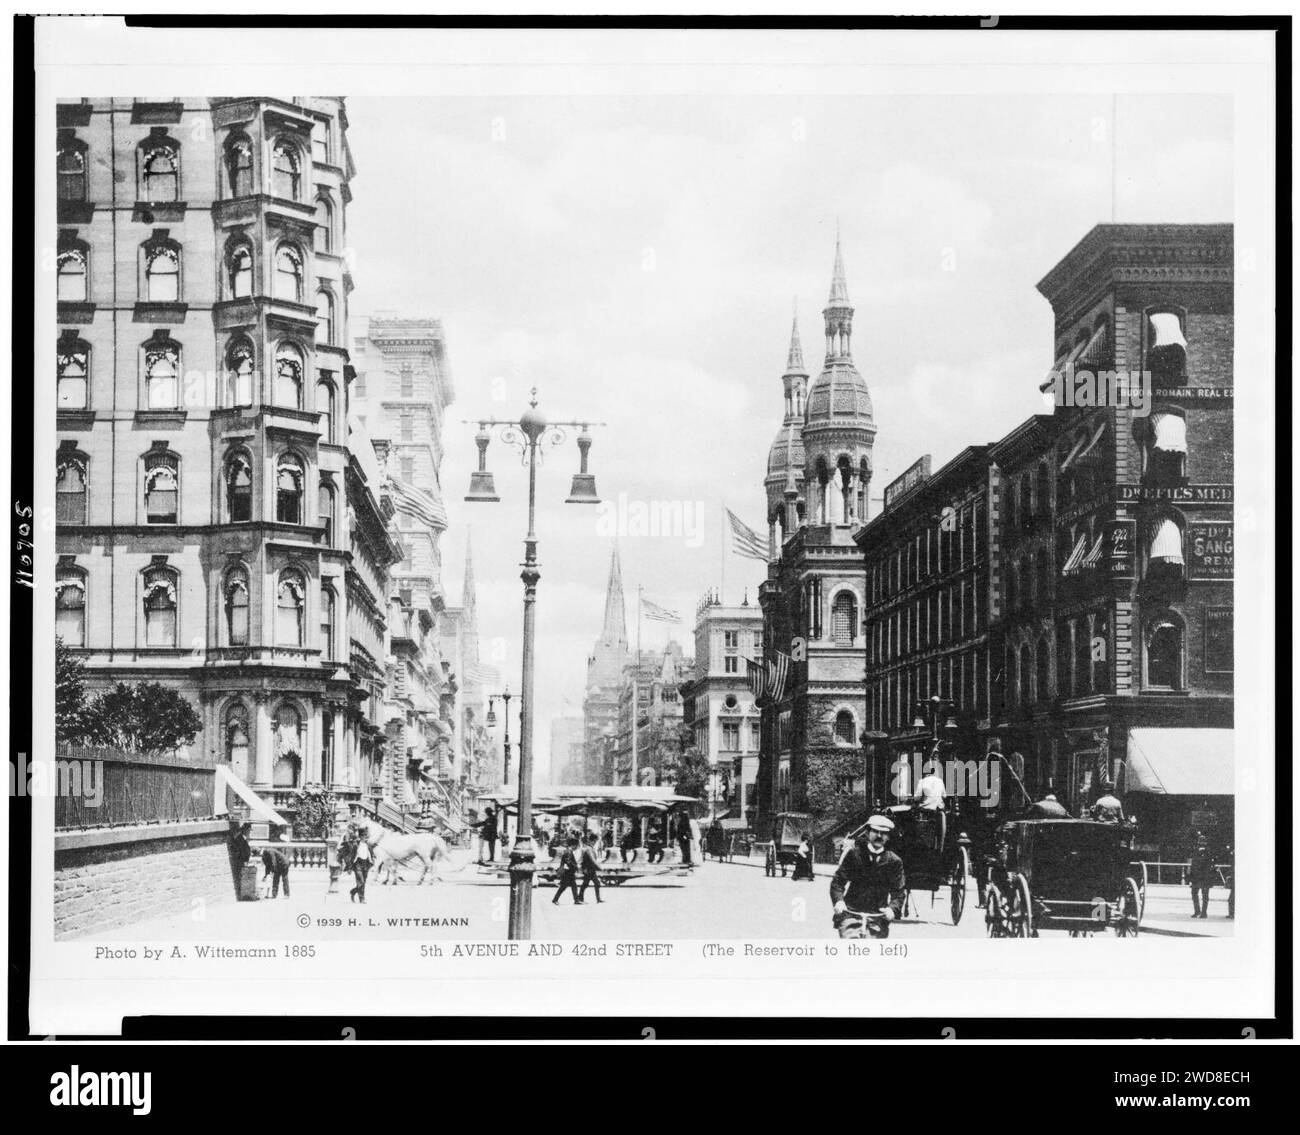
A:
[388,478,448,530]
[465,661,500,685]
[641,596,681,623]
[727,507,768,562]
[767,651,791,702]
[746,658,765,700]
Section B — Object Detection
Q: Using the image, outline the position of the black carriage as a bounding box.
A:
[854,804,971,924]
[759,812,812,877]
[984,818,1142,938]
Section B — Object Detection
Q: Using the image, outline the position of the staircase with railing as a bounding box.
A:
[350,796,420,834]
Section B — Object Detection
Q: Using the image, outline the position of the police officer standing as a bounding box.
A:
[830,815,906,939]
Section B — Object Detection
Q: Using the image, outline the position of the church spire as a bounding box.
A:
[786,299,805,373]
[600,545,628,648]
[462,530,478,634]
[824,227,854,359]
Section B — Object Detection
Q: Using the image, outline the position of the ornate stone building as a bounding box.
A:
[757,237,875,826]
[54,97,400,824]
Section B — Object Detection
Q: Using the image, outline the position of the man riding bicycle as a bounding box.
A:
[830,814,907,939]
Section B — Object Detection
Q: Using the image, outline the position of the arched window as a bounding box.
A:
[225,567,250,646]
[139,137,180,202]
[224,702,250,781]
[274,244,303,303]
[56,453,87,524]
[225,338,255,407]
[315,289,335,345]
[225,450,252,522]
[57,246,88,302]
[320,584,336,658]
[1145,618,1183,690]
[276,571,306,646]
[57,137,87,201]
[275,343,303,408]
[142,567,178,647]
[1145,514,1185,582]
[1018,645,1031,707]
[1145,408,1188,484]
[314,194,333,253]
[143,241,180,302]
[1006,562,1017,612]
[57,337,89,409]
[144,451,179,523]
[144,338,180,409]
[1147,311,1187,385]
[228,244,253,299]
[276,453,304,524]
[1035,464,1049,518]
[831,591,857,646]
[273,704,303,787]
[319,480,335,544]
[1036,548,1050,606]
[316,380,334,443]
[1035,639,1050,704]
[224,134,253,197]
[271,139,301,200]
[834,709,856,745]
[55,566,87,646]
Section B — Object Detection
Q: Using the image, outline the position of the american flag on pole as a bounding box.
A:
[746,658,765,700]
[388,478,448,530]
[747,652,791,704]
[641,596,681,623]
[726,508,768,562]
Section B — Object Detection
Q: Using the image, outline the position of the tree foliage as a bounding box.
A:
[667,746,711,807]
[804,724,862,822]
[55,636,93,744]
[81,682,203,756]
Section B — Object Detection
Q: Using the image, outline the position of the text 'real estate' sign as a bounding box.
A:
[883,455,931,511]
[1204,606,1233,673]
[1188,521,1233,580]
[1105,518,1137,579]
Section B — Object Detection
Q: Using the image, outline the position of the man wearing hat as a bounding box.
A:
[830,815,907,939]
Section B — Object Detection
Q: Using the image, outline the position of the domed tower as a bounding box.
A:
[764,303,808,556]
[802,233,876,526]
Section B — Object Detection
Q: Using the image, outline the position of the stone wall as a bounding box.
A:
[54,820,236,939]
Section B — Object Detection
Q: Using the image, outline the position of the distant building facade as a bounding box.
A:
[610,643,693,787]
[549,716,586,785]
[683,590,764,822]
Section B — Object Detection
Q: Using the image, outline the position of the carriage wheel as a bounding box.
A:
[985,884,1006,938]
[1115,877,1142,937]
[1005,874,1034,938]
[950,847,970,925]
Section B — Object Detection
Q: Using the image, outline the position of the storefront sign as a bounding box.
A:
[1152,386,1233,403]
[1116,484,1233,504]
[1105,518,1136,580]
[1188,521,1233,580]
[883,456,931,510]
[1204,606,1233,674]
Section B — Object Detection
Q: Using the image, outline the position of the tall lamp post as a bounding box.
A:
[486,687,515,849]
[466,389,603,939]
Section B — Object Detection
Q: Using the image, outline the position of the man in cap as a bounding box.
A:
[1188,834,1216,918]
[830,815,906,939]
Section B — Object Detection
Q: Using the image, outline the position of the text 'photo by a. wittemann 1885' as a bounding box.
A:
[51,93,1233,944]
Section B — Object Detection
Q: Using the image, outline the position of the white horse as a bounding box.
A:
[369,830,449,885]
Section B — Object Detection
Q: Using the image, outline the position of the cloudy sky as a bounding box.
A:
[344,90,1231,776]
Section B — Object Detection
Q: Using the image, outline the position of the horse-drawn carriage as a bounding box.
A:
[847,804,972,925]
[759,812,812,877]
[983,817,1143,937]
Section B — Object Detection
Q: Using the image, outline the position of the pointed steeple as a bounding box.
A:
[462,530,477,623]
[828,221,850,305]
[600,545,628,649]
[786,300,805,374]
[824,226,854,360]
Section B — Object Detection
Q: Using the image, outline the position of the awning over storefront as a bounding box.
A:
[214,765,290,827]
[1124,728,1234,796]
[1148,517,1185,564]
[1149,312,1188,351]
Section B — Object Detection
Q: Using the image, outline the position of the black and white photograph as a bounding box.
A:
[15,15,1285,1043]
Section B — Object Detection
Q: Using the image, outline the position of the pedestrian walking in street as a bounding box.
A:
[578,833,604,903]
[1188,834,1215,918]
[350,826,372,904]
[261,846,292,899]
[620,821,641,865]
[552,837,582,905]
[472,805,499,863]
[229,821,252,892]
[674,811,693,865]
[792,831,815,881]
[830,815,906,939]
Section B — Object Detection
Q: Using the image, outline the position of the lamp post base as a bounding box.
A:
[506,837,537,939]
